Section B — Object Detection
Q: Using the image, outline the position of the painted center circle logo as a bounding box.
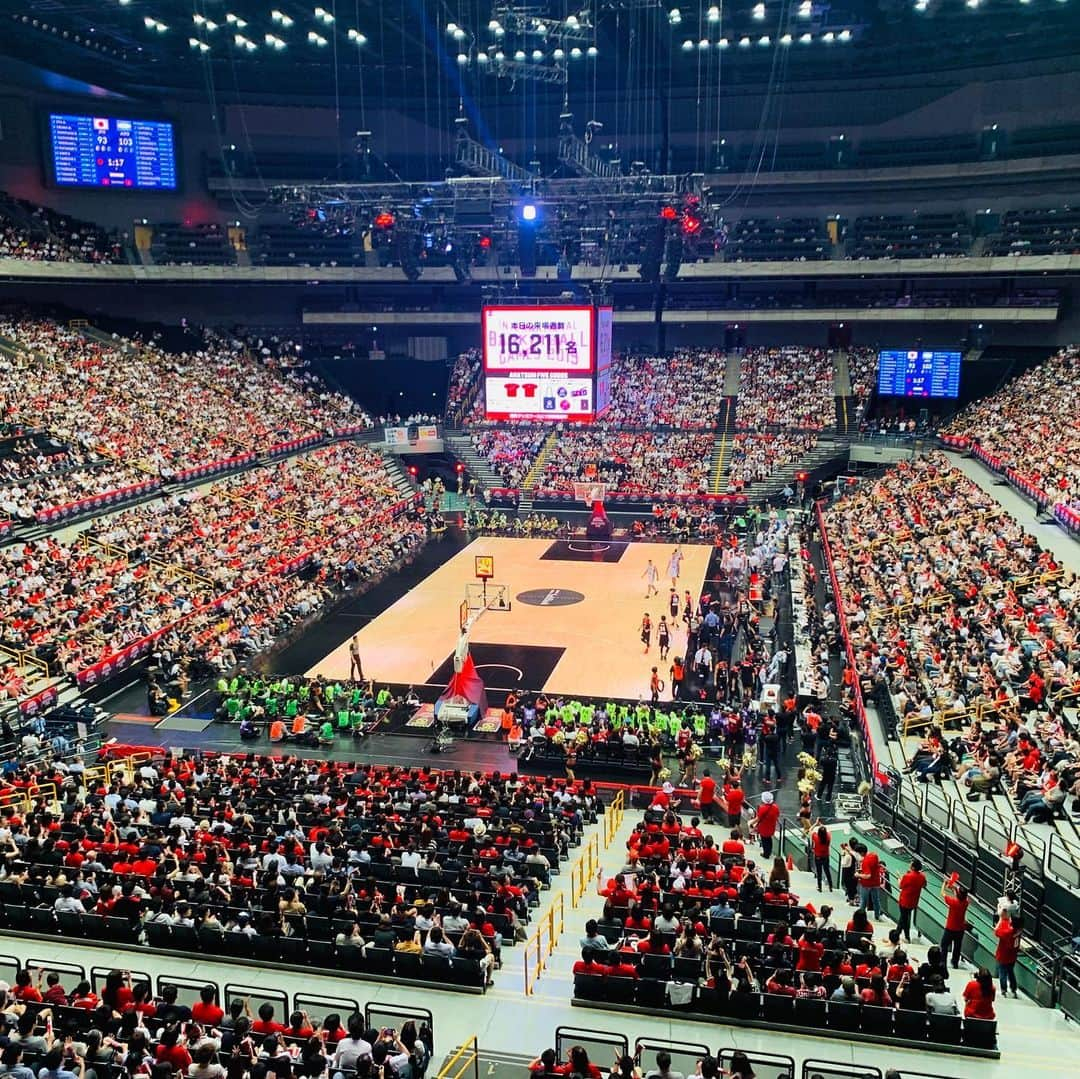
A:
[516,588,585,607]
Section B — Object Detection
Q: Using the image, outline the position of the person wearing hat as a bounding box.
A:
[751,792,780,859]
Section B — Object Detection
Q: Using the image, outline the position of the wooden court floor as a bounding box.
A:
[307,537,711,701]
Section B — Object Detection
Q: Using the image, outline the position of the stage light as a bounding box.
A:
[682,39,694,50]
[838,29,851,41]
[553,48,565,60]
[681,213,702,235]
[739,36,750,46]
[225,14,247,28]
[822,31,835,42]
[408,466,418,477]
[514,49,526,60]
[668,8,682,25]
[532,49,544,60]
[718,37,729,47]
[798,0,812,16]
[698,38,709,48]
[660,205,679,220]
[446,22,458,34]
[494,50,505,60]
[489,19,501,31]
[348,29,367,44]
[707,6,720,21]
[521,203,538,222]
[570,46,582,58]
[314,7,334,24]
[478,235,492,248]
[456,463,465,473]
[457,52,468,63]
[453,28,466,40]
[477,51,488,63]
[753,3,766,20]
[758,35,770,45]
[587,45,598,57]
[566,15,580,27]
[374,211,395,229]
[780,33,792,45]
[800,32,812,42]
[271,11,294,28]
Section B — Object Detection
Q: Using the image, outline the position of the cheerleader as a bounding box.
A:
[657,616,671,660]
[640,613,652,653]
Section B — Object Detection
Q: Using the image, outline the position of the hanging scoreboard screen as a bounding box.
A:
[877,349,962,399]
[482,305,612,421]
[48,113,178,190]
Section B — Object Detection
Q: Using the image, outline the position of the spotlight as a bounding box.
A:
[659,205,678,220]
[374,211,395,229]
[521,203,538,222]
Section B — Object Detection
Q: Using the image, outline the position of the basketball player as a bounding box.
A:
[666,546,684,589]
[349,634,364,681]
[650,667,662,703]
[640,613,652,654]
[642,559,660,597]
[668,587,680,619]
[657,616,671,661]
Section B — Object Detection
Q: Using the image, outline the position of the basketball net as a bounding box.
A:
[572,481,609,506]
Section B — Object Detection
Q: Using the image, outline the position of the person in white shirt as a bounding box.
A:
[53,888,86,914]
[399,846,421,874]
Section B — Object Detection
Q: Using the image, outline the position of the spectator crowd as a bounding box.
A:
[0,318,369,522]
[822,453,1080,821]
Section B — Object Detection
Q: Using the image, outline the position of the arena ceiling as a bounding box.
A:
[4,0,1079,105]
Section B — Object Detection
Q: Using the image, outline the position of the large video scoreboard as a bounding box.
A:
[482,304,613,422]
[877,349,962,399]
[48,113,178,190]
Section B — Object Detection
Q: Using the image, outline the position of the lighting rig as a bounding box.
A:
[268,171,712,281]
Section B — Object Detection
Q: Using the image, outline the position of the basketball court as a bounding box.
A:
[307,537,713,701]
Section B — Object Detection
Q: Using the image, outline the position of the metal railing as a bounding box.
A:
[570,834,600,908]
[523,892,566,996]
[436,1037,478,1079]
[603,789,625,848]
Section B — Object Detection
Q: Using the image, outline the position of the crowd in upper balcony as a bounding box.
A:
[736,347,837,430]
[603,351,728,428]
[945,345,1080,508]
[0,198,124,264]
[0,319,368,523]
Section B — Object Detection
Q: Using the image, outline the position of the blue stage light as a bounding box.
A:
[521,203,537,222]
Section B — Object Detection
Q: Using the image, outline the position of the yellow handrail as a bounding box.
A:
[523,891,566,996]
[436,1037,479,1079]
[569,833,599,908]
[603,789,625,848]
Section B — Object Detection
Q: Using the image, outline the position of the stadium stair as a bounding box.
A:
[521,430,558,491]
[382,454,418,500]
[748,437,848,503]
[711,398,737,493]
[723,352,742,397]
[832,351,855,434]
[444,433,504,493]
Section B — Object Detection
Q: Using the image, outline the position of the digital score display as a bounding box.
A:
[482,305,594,374]
[483,376,595,421]
[48,113,178,190]
[877,349,962,399]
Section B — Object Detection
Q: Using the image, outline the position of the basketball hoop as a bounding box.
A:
[572,481,609,506]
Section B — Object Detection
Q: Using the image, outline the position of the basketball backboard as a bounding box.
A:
[465,581,511,614]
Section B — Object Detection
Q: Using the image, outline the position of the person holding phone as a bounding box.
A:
[940,879,971,969]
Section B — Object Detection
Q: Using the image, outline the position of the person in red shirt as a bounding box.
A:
[699,770,717,822]
[963,968,997,1019]
[572,949,612,977]
[154,1027,193,1072]
[810,824,832,891]
[896,858,927,943]
[723,779,745,827]
[941,881,971,969]
[558,1047,602,1079]
[252,1002,289,1035]
[857,849,883,919]
[994,913,1023,997]
[11,970,42,1003]
[796,930,824,972]
[191,984,225,1027]
[721,829,745,856]
[752,792,780,859]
